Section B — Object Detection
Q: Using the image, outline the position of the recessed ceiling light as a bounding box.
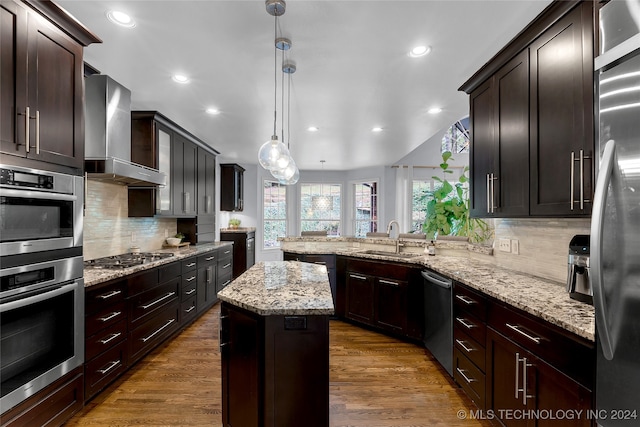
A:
[372,127,383,132]
[428,107,443,114]
[307,126,319,132]
[106,10,136,28]
[206,108,220,115]
[172,74,190,84]
[409,45,431,58]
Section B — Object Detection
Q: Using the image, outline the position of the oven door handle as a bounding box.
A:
[0,282,77,313]
[0,187,77,201]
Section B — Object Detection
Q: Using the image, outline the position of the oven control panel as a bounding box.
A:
[0,168,54,189]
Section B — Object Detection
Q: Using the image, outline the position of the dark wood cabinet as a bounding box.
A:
[529,2,593,216]
[172,134,197,216]
[216,248,233,293]
[220,302,330,427]
[345,271,375,324]
[0,0,99,174]
[220,163,244,211]
[221,230,256,278]
[197,148,216,216]
[196,252,217,313]
[462,1,593,218]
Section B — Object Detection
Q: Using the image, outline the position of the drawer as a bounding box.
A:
[218,246,233,261]
[453,283,488,322]
[181,279,197,301]
[217,272,232,293]
[85,280,126,315]
[158,261,181,283]
[346,258,413,281]
[128,268,159,297]
[454,312,486,346]
[181,269,197,290]
[488,302,595,388]
[454,347,486,410]
[304,254,336,269]
[129,279,179,326]
[129,303,180,364]
[180,296,197,324]
[217,258,233,277]
[198,251,217,267]
[85,319,127,361]
[454,327,485,372]
[181,257,198,274]
[85,340,128,401]
[86,300,126,337]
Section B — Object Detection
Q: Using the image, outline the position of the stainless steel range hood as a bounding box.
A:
[84,75,165,186]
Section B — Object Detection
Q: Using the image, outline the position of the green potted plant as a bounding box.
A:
[419,151,492,243]
[228,218,241,229]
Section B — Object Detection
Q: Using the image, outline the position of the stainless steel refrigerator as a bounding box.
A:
[592,1,640,426]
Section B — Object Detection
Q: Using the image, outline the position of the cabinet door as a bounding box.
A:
[220,164,244,211]
[530,3,593,216]
[374,277,407,333]
[25,7,84,169]
[469,79,495,217]
[345,272,374,324]
[495,50,529,216]
[156,124,173,215]
[197,148,215,215]
[172,135,197,216]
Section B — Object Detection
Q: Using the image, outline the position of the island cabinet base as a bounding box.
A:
[220,302,330,427]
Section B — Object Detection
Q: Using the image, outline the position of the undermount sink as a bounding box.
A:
[361,250,422,259]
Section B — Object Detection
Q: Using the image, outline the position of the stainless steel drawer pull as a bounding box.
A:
[97,360,120,375]
[455,294,476,305]
[521,356,533,404]
[222,280,231,287]
[456,317,476,329]
[506,323,541,344]
[514,352,521,399]
[379,279,399,287]
[456,368,477,384]
[141,318,176,343]
[222,263,231,269]
[349,274,367,281]
[314,261,327,265]
[98,311,121,322]
[185,305,196,313]
[99,290,122,300]
[141,292,176,310]
[206,256,215,261]
[224,250,231,254]
[186,262,196,268]
[185,276,196,282]
[99,332,122,345]
[185,289,196,295]
[455,339,475,353]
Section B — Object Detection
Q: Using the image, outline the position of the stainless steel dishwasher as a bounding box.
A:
[421,269,453,376]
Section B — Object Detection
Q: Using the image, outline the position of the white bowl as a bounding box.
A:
[166,237,181,246]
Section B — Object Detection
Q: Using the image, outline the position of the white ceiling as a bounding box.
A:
[58,0,552,171]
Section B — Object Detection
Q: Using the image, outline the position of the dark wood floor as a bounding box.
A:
[65,303,492,427]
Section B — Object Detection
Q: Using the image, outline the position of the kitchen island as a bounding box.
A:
[217,261,334,427]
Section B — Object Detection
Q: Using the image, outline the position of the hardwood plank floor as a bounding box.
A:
[65,304,492,427]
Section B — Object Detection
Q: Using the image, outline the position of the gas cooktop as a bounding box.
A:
[84,252,175,269]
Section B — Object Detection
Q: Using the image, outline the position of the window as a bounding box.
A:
[412,179,433,232]
[263,180,287,249]
[441,116,470,154]
[353,181,378,238]
[300,183,341,236]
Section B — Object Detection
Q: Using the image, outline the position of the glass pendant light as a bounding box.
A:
[259,136,290,171]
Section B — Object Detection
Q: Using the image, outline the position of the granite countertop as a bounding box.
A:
[286,248,595,342]
[220,227,256,234]
[83,242,233,287]
[217,261,335,316]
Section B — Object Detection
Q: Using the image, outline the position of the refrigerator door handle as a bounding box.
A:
[590,139,616,361]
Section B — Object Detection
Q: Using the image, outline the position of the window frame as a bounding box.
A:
[262,179,287,250]
[299,182,342,236]
[352,179,379,238]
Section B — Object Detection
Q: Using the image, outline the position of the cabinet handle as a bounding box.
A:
[379,279,399,287]
[99,290,122,300]
[570,149,591,210]
[514,352,521,399]
[222,263,231,269]
[185,288,196,295]
[519,355,533,405]
[24,107,30,153]
[224,250,231,255]
[185,275,196,282]
[141,318,176,342]
[183,192,191,213]
[221,280,231,287]
[206,266,212,284]
[98,311,121,322]
[314,261,327,265]
[205,256,215,261]
[186,262,196,268]
[34,110,40,154]
[456,368,477,384]
[486,173,490,214]
[141,292,176,309]
[97,360,120,375]
[570,151,575,210]
[185,305,195,313]
[99,332,122,345]
[455,294,476,305]
[456,317,476,329]
[455,339,475,353]
[219,313,229,351]
[506,323,541,344]
[349,274,367,281]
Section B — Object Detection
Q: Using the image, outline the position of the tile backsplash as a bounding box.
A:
[475,218,591,284]
[84,180,176,260]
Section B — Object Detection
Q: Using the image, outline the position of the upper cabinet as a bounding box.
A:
[0,0,100,174]
[220,163,244,212]
[128,111,218,218]
[461,1,593,218]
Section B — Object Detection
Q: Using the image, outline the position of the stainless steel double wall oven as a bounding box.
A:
[0,164,84,414]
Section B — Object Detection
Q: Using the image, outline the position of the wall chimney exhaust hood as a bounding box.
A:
[84,75,165,186]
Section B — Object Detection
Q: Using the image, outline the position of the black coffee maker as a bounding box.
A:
[566,235,592,305]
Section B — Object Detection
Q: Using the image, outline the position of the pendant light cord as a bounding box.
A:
[273,14,278,137]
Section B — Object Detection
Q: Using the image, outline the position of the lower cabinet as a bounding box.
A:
[220,302,330,427]
[216,248,233,294]
[196,251,217,312]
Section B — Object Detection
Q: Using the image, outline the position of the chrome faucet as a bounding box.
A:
[386,220,399,236]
